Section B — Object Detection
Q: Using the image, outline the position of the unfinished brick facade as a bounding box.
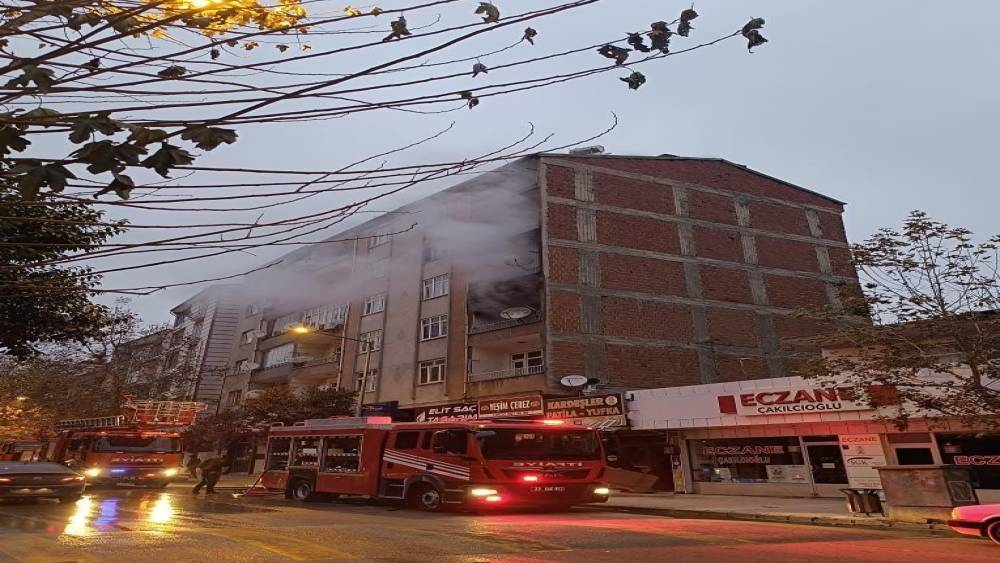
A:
[541,155,856,390]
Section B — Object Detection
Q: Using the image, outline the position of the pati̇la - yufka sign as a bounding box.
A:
[543,394,626,428]
[717,386,869,416]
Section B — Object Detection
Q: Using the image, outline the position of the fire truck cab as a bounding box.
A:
[261,417,610,511]
[47,400,205,487]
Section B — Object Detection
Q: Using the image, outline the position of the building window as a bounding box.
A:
[420,315,448,341]
[418,359,446,385]
[304,304,347,328]
[367,232,391,249]
[241,329,255,344]
[355,369,378,392]
[363,294,386,315]
[273,312,302,335]
[226,390,243,407]
[689,437,806,484]
[511,350,543,370]
[423,244,445,263]
[358,330,382,353]
[263,343,295,368]
[422,274,450,300]
[368,259,387,279]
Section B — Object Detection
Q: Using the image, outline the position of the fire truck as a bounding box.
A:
[47,399,206,487]
[0,440,43,461]
[260,417,611,511]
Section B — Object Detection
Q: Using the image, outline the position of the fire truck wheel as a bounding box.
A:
[290,479,316,502]
[407,483,443,512]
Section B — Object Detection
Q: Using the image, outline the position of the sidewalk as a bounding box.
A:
[599,492,951,533]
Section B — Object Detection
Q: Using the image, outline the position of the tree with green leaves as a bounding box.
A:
[181,384,355,452]
[0,299,203,438]
[0,182,125,357]
[801,211,1000,428]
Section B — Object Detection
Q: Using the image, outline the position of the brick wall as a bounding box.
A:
[602,297,693,342]
[599,254,686,296]
[542,156,856,391]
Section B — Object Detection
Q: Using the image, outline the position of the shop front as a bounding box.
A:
[628,376,1000,499]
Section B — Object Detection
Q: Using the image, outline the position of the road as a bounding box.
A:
[0,487,995,562]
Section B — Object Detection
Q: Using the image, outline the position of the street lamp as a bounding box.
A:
[287,324,373,416]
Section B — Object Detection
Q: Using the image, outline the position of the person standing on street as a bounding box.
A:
[185,453,201,479]
[192,454,228,495]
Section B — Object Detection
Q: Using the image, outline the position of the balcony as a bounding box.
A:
[250,354,341,386]
[469,312,542,335]
[468,364,545,382]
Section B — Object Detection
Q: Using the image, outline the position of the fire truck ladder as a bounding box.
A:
[122,399,208,425]
[55,416,127,430]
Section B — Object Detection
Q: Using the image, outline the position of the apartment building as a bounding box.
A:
[212,153,856,420]
[167,285,244,408]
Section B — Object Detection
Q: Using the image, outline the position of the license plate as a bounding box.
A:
[14,488,52,494]
[529,486,566,493]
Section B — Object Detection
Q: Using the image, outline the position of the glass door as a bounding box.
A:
[806,444,848,484]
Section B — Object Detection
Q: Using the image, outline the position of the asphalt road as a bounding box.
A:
[0,486,996,562]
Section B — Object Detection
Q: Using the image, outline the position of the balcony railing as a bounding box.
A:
[467,364,545,382]
[250,354,340,383]
[469,312,542,335]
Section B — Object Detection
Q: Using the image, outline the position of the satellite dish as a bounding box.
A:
[500,306,535,320]
[560,375,589,388]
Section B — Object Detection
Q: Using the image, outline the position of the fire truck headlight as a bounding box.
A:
[162,468,179,478]
[83,468,102,478]
[593,486,611,496]
[469,488,499,497]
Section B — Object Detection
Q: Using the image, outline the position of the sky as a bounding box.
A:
[89,0,1000,324]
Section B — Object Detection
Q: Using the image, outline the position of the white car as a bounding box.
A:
[949,504,1000,544]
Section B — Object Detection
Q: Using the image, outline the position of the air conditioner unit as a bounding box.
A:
[252,329,266,338]
[245,362,260,371]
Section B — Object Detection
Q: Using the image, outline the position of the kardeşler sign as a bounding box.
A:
[544,393,626,429]
[478,395,544,419]
[718,387,869,416]
[544,394,623,419]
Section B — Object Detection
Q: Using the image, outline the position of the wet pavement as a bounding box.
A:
[0,486,997,562]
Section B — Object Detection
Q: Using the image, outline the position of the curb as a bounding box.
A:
[583,504,954,535]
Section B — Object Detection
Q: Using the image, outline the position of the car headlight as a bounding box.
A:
[162,468,179,478]
[83,467,102,478]
[593,486,611,495]
[469,488,499,497]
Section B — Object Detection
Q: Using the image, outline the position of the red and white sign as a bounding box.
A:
[718,387,870,416]
[839,434,886,489]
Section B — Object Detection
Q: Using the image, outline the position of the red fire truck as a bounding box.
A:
[47,399,206,487]
[260,417,611,511]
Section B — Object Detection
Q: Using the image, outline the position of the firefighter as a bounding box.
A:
[185,453,201,478]
[192,454,229,495]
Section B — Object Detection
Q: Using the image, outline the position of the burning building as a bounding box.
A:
[174,153,854,424]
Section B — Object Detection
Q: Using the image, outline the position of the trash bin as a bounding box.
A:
[840,488,884,515]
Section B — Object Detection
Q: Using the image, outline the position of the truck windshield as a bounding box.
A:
[477,429,600,460]
[93,436,180,453]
